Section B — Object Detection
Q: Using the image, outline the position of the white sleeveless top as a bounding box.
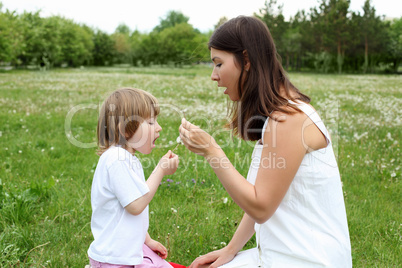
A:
[245,101,352,267]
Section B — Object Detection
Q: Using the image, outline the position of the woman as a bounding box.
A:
[179,16,352,267]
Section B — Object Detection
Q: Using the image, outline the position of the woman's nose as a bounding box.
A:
[211,69,219,81]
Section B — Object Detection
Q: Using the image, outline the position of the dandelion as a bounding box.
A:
[171,208,177,213]
[172,136,183,152]
[223,197,228,204]
[391,172,396,178]
[353,132,368,140]
[18,150,22,154]
[386,132,393,141]
[50,147,54,150]
[41,149,45,152]
[220,242,227,247]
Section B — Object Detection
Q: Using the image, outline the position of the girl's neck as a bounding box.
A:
[122,144,136,155]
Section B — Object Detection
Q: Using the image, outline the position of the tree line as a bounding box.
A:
[0,0,400,73]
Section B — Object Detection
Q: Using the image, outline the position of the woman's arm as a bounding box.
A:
[180,113,311,223]
[189,213,256,268]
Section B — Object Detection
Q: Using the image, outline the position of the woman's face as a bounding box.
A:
[210,48,242,101]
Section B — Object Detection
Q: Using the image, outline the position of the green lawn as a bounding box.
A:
[0,66,400,267]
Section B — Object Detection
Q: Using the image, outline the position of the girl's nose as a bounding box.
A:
[156,121,162,132]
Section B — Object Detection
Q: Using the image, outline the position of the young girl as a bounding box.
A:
[179,16,352,267]
[88,88,180,267]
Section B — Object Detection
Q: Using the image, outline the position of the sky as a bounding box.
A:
[1,0,401,33]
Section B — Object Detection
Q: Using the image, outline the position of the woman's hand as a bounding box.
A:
[179,118,221,158]
[158,150,179,176]
[189,247,236,268]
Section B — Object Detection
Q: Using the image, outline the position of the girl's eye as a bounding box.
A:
[216,63,222,68]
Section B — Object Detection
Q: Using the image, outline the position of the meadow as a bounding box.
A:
[0,66,400,267]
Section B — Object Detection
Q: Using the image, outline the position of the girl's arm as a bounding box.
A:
[189,213,255,268]
[145,232,168,259]
[180,113,323,224]
[125,150,179,215]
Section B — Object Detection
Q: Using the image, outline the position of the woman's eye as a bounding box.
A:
[216,63,222,67]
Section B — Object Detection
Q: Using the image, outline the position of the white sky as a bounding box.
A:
[2,0,401,33]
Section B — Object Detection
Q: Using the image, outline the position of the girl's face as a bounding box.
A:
[210,48,242,101]
[125,117,162,155]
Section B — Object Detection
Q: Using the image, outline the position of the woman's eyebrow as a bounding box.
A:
[211,57,220,62]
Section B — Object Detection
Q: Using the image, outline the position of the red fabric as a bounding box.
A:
[168,262,187,268]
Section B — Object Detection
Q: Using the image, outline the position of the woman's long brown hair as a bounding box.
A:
[208,16,310,141]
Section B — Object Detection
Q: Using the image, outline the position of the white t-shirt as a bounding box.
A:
[88,146,150,265]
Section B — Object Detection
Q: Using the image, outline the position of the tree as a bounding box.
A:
[115,23,130,34]
[111,23,131,64]
[256,0,289,61]
[311,0,352,73]
[214,16,228,29]
[356,0,387,72]
[17,11,45,66]
[92,30,115,66]
[153,11,190,32]
[59,19,94,67]
[386,17,402,72]
[156,23,201,65]
[0,9,23,64]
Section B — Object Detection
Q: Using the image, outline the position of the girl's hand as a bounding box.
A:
[158,150,179,176]
[189,247,236,268]
[146,238,168,259]
[179,118,221,158]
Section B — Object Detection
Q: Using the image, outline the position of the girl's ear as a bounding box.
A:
[118,122,128,140]
[243,50,250,71]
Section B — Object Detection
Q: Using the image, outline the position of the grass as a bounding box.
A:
[0,66,400,267]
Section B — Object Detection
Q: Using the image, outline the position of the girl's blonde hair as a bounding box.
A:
[97,88,160,155]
